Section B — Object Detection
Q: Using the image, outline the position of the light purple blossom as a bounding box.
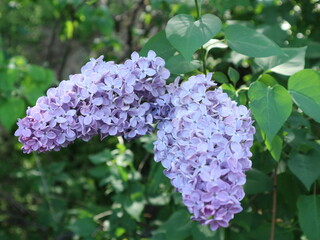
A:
[15,51,170,153]
[153,73,255,231]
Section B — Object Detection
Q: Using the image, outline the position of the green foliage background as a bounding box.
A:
[0,0,320,239]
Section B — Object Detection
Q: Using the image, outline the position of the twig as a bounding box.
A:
[94,210,112,221]
[138,153,151,172]
[270,165,278,240]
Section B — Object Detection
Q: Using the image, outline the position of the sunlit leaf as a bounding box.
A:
[255,47,306,76]
[166,14,222,60]
[224,24,283,57]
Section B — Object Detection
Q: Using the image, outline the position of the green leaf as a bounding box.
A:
[166,54,201,75]
[89,149,112,165]
[265,134,283,162]
[259,24,288,46]
[224,24,283,57]
[249,81,292,142]
[21,65,56,105]
[244,168,273,195]
[166,14,222,60]
[152,209,192,240]
[288,69,320,122]
[0,98,26,131]
[203,39,228,52]
[88,166,108,178]
[124,198,144,221]
[306,41,320,59]
[0,69,19,94]
[67,218,97,237]
[278,172,303,213]
[211,0,250,13]
[255,47,306,76]
[288,150,320,190]
[63,20,74,40]
[119,184,145,221]
[140,30,176,60]
[0,51,4,66]
[227,67,240,84]
[115,227,126,237]
[257,74,278,87]
[212,72,229,84]
[191,223,221,240]
[297,195,320,240]
[221,83,236,100]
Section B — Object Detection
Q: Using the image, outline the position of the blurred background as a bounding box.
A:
[0,0,320,239]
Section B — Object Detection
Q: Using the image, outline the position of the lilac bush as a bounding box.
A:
[153,74,255,230]
[15,51,170,153]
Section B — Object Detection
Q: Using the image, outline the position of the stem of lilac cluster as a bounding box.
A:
[270,165,278,240]
[194,0,207,74]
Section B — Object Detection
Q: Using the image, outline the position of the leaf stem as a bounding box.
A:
[270,165,278,240]
[194,0,200,19]
[235,86,249,96]
[194,0,207,74]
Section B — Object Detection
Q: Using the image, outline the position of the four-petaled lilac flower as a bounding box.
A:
[154,73,255,231]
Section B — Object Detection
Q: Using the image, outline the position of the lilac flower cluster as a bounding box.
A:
[15,51,170,153]
[154,74,255,230]
[15,48,255,231]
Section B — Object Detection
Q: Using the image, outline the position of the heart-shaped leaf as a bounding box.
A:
[288,69,320,122]
[165,14,222,60]
[288,150,320,190]
[248,81,292,142]
[224,24,283,57]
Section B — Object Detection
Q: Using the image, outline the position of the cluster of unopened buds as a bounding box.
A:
[15,51,255,231]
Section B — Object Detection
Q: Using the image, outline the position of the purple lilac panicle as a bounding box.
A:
[153,74,255,230]
[15,51,170,153]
